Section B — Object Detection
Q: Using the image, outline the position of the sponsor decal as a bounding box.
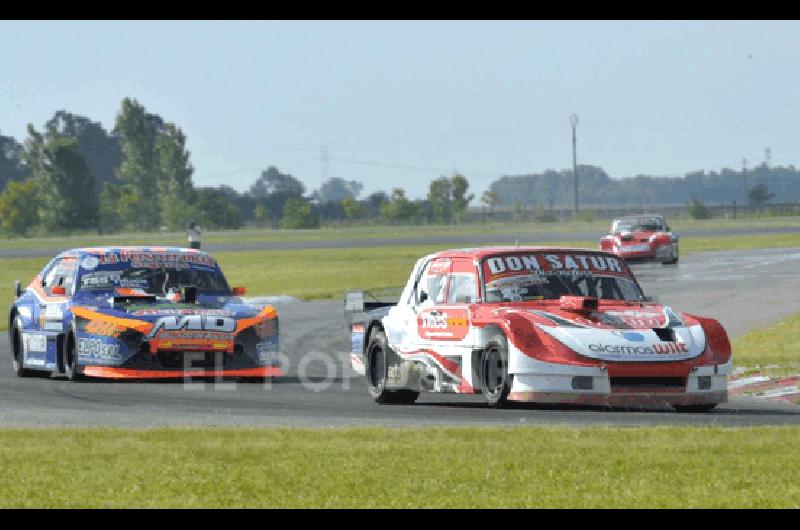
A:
[131,308,234,317]
[588,342,689,355]
[146,315,236,338]
[77,338,121,361]
[24,334,47,353]
[485,253,626,279]
[84,320,125,337]
[418,309,469,340]
[613,331,645,342]
[99,250,217,270]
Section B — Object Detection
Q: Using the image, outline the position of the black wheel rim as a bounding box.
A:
[368,343,385,390]
[484,347,505,397]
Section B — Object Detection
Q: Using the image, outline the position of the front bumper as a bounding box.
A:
[508,345,730,407]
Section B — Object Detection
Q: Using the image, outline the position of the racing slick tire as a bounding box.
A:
[673,403,718,413]
[365,327,419,405]
[11,317,43,378]
[662,245,679,265]
[62,331,85,382]
[479,336,512,408]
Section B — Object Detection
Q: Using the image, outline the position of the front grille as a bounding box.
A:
[158,351,228,369]
[611,377,686,390]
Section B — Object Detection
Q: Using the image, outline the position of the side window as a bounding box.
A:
[415,258,451,305]
[43,258,77,296]
[447,274,478,304]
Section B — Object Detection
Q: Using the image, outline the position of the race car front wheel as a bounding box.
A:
[365,328,419,405]
[480,339,512,408]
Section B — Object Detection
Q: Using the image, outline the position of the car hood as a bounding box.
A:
[493,302,705,362]
[70,292,273,330]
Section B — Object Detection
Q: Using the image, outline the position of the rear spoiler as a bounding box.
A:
[344,290,395,313]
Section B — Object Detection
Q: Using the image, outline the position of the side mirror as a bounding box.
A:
[14,280,22,298]
[232,287,246,296]
[643,295,659,303]
[51,285,66,296]
[418,291,428,304]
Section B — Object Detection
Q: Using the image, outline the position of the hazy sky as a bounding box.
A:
[2,20,799,199]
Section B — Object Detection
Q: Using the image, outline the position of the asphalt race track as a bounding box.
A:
[1,247,799,428]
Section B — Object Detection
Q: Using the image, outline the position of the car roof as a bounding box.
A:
[614,214,664,221]
[429,246,618,260]
[55,246,212,259]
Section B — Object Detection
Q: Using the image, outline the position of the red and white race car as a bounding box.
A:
[599,214,679,264]
[346,246,731,411]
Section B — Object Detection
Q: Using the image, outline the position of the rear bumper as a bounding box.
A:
[81,366,283,379]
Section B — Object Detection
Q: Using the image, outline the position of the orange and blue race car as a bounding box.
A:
[8,246,281,381]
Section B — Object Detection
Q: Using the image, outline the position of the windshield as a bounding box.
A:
[482,252,644,303]
[612,217,664,233]
[76,251,230,296]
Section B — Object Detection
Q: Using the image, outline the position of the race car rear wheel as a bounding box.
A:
[673,403,717,413]
[11,318,39,378]
[63,332,85,382]
[480,339,511,408]
[365,328,419,405]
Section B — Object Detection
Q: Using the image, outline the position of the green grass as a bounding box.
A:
[0,426,798,508]
[732,312,800,378]
[1,215,799,250]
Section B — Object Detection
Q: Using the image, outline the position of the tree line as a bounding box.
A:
[489,164,799,209]
[0,99,475,235]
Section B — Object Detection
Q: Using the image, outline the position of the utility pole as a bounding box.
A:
[742,157,748,204]
[570,114,579,216]
[765,147,772,167]
[321,146,329,182]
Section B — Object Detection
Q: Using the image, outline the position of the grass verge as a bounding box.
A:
[1,215,799,251]
[732,311,800,380]
[0,425,798,508]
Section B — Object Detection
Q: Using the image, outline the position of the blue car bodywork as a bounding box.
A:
[8,246,281,380]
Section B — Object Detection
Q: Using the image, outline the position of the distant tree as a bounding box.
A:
[249,166,305,223]
[24,125,98,232]
[249,166,305,197]
[99,182,123,233]
[253,202,270,226]
[450,173,474,223]
[380,188,420,223]
[281,197,320,229]
[114,98,165,229]
[365,190,389,218]
[747,184,774,208]
[687,196,712,219]
[0,179,39,235]
[313,177,363,203]
[192,187,242,229]
[0,133,27,190]
[342,197,368,221]
[155,123,195,230]
[45,110,121,194]
[480,189,499,216]
[513,199,526,223]
[427,176,453,224]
